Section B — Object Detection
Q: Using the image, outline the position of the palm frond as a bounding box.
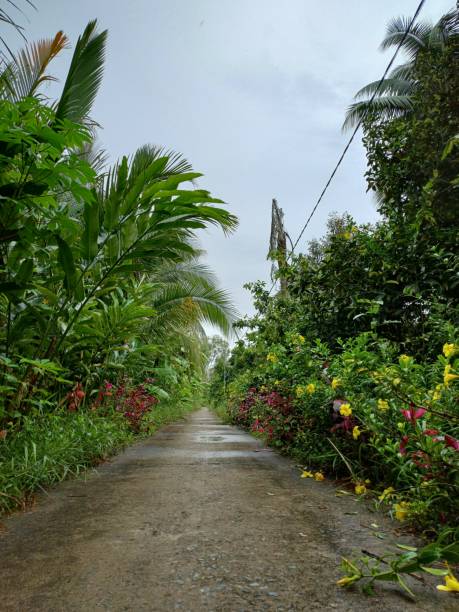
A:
[381,17,432,58]
[354,77,415,101]
[388,62,415,81]
[343,95,414,130]
[55,19,107,126]
[0,1,36,44]
[151,273,238,336]
[1,31,68,101]
[130,145,194,181]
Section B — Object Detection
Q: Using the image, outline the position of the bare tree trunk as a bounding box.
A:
[268,198,288,294]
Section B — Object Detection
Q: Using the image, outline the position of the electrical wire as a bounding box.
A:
[267,0,427,295]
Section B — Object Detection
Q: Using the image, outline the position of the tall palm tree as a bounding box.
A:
[343,7,459,130]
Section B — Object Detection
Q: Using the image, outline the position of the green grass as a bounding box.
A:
[143,398,198,431]
[209,401,232,423]
[0,400,198,516]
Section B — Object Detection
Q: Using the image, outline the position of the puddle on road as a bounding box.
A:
[128,447,268,460]
[190,433,252,444]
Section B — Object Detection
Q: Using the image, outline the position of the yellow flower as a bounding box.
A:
[355,484,366,495]
[394,501,410,521]
[297,334,305,344]
[393,377,401,386]
[296,385,305,398]
[306,383,316,394]
[443,343,457,359]
[399,354,411,366]
[337,575,359,587]
[274,379,280,386]
[444,364,459,386]
[267,353,278,363]
[339,403,352,417]
[352,426,361,440]
[331,378,341,390]
[432,383,443,402]
[377,399,389,411]
[378,486,394,502]
[343,231,352,240]
[437,573,459,593]
[314,472,325,481]
[301,470,314,478]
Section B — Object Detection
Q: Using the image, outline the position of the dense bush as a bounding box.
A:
[0,19,236,513]
[220,332,459,533]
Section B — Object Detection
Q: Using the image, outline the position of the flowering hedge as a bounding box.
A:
[224,333,459,533]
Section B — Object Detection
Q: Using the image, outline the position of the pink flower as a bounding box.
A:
[444,435,459,451]
[401,403,427,424]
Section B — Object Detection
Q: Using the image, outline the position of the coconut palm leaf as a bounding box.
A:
[380,17,432,58]
[0,1,36,45]
[150,260,238,336]
[343,95,414,131]
[353,77,415,101]
[344,8,459,130]
[55,19,107,126]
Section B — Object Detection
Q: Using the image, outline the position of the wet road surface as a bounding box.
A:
[1,408,455,611]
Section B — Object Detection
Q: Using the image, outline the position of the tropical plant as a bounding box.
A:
[343,7,459,129]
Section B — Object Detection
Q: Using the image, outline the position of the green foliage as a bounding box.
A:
[0,18,236,514]
[338,529,459,598]
[344,7,458,129]
[0,410,132,514]
[210,7,459,558]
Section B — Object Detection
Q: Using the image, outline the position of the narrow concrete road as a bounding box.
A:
[1,409,455,611]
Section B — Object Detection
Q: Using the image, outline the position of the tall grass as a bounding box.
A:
[0,400,198,515]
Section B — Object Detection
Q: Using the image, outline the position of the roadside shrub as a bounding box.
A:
[0,410,132,514]
[224,334,459,534]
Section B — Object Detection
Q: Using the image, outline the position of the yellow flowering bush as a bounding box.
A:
[443,343,457,359]
[377,399,389,411]
[331,377,341,390]
[394,501,410,521]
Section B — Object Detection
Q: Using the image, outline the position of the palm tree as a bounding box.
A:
[0,20,106,127]
[343,7,459,130]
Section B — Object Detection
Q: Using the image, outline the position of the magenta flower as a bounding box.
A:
[444,435,459,451]
[401,403,427,424]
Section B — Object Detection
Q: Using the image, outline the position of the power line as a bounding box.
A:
[268,0,427,295]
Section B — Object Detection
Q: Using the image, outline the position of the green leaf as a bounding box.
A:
[82,195,100,260]
[56,235,77,294]
[420,566,449,576]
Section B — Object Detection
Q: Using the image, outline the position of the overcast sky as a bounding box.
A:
[12,0,453,329]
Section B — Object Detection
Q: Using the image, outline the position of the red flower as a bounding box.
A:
[423,429,439,436]
[444,435,459,451]
[399,435,409,455]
